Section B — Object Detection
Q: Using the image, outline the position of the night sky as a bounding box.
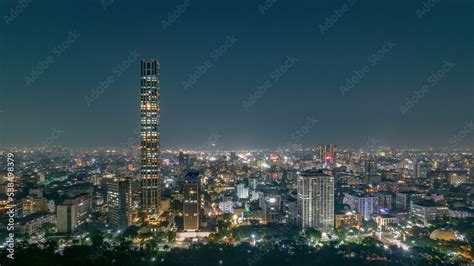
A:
[0,0,473,149]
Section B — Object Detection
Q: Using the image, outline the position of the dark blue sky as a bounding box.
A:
[0,0,473,149]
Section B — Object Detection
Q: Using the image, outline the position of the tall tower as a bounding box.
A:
[140,59,161,217]
[183,172,200,231]
[297,170,334,233]
[107,177,132,231]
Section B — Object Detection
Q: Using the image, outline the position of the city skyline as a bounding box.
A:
[0,2,473,264]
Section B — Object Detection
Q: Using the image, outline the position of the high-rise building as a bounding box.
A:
[364,158,377,177]
[178,151,190,173]
[56,193,92,234]
[183,172,200,231]
[414,162,421,178]
[20,196,48,217]
[396,192,423,210]
[107,177,132,231]
[287,199,298,225]
[343,193,378,221]
[236,183,249,199]
[249,177,259,190]
[140,59,161,216]
[319,144,335,163]
[377,193,392,211]
[297,170,334,233]
[260,194,282,224]
[429,170,448,190]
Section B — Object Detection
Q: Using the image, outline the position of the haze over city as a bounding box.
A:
[1,0,473,149]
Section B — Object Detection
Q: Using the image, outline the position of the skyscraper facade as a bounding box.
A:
[183,172,200,231]
[343,193,378,221]
[364,158,377,177]
[297,170,334,233]
[140,59,161,216]
[107,177,132,231]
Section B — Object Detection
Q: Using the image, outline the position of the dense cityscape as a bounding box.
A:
[1,59,473,265]
[1,1,473,266]
[0,145,473,265]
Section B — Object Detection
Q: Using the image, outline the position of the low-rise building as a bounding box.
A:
[20,196,49,217]
[449,207,474,219]
[373,214,396,228]
[15,212,55,235]
[335,212,362,229]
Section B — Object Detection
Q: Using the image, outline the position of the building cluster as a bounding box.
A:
[0,60,472,257]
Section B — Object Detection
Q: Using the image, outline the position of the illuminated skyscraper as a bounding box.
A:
[140,59,161,216]
[183,172,200,231]
[297,170,334,233]
[107,177,132,231]
[319,144,335,163]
